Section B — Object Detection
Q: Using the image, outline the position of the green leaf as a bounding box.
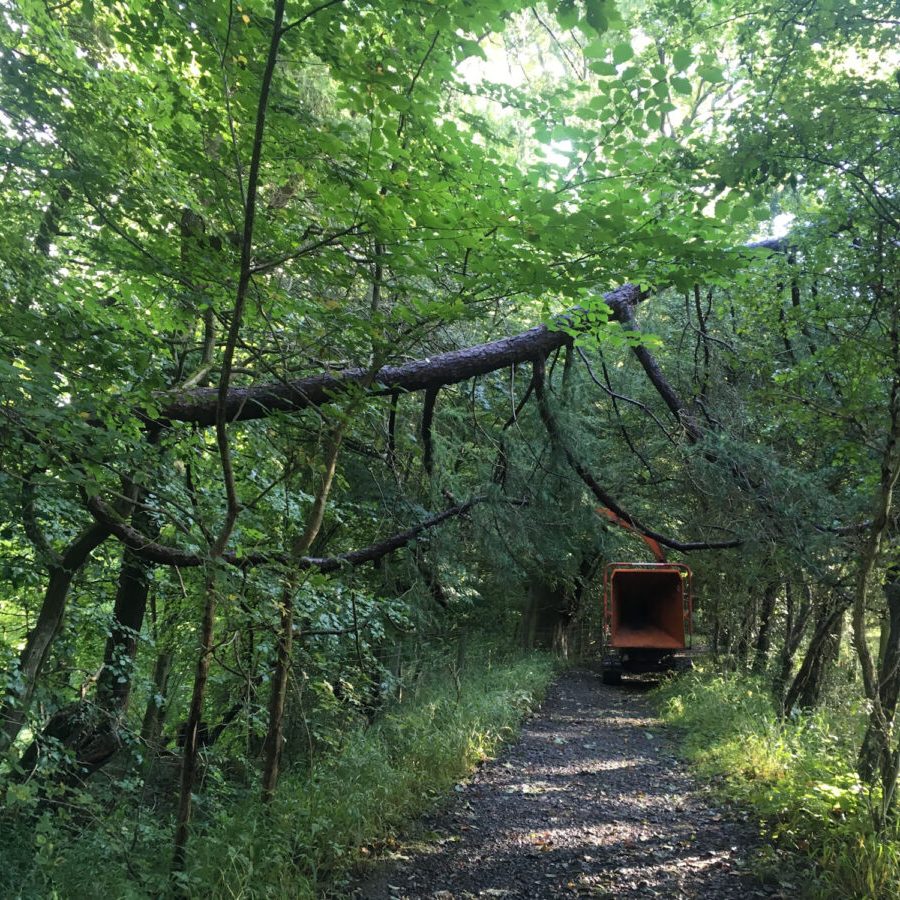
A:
[591,61,618,76]
[584,0,611,34]
[555,0,579,29]
[672,48,692,72]
[612,42,633,64]
[698,65,725,83]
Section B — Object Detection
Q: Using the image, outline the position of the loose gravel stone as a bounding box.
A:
[347,669,786,899]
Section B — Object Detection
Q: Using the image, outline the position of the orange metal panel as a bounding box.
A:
[603,563,692,650]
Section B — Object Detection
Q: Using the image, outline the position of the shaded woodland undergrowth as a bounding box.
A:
[1,637,555,898]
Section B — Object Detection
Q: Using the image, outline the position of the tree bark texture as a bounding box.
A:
[859,573,900,785]
[774,581,812,705]
[95,502,157,712]
[752,581,779,675]
[852,372,900,797]
[140,648,174,752]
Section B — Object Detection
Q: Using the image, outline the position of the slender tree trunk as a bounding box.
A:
[735,591,757,665]
[853,374,900,801]
[774,581,812,706]
[172,571,219,870]
[261,587,295,794]
[261,425,345,801]
[140,648,174,752]
[710,587,722,657]
[171,0,287,869]
[752,581,779,675]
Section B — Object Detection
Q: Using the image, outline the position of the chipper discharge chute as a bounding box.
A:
[601,562,692,684]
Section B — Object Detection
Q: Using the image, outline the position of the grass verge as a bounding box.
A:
[185,649,556,898]
[656,669,900,898]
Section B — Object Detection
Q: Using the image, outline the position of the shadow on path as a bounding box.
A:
[346,669,788,899]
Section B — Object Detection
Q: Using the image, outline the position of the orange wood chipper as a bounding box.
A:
[597,509,693,685]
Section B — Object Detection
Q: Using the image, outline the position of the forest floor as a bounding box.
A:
[345,668,788,899]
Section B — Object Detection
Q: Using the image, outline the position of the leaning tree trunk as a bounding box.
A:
[859,572,900,786]
[774,581,812,706]
[0,522,108,753]
[853,370,900,815]
[19,502,159,777]
[783,601,846,712]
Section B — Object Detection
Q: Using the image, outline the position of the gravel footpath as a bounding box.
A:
[347,669,787,899]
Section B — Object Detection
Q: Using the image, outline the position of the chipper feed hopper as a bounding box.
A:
[601,562,692,684]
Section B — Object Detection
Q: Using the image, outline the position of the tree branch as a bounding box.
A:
[86,494,488,570]
[532,356,742,552]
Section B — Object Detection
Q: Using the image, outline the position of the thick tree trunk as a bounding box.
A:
[0,523,108,753]
[797,606,843,709]
[859,573,900,786]
[155,285,644,426]
[18,503,159,775]
[96,511,156,713]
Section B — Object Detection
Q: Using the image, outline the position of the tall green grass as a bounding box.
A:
[657,669,900,898]
[185,649,556,898]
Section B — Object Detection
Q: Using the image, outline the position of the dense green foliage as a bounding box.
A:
[1,0,899,893]
[658,669,900,898]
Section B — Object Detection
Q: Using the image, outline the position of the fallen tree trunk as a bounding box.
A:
[152,240,788,428]
[155,285,646,425]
